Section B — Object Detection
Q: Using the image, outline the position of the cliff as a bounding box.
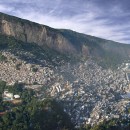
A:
[0,12,130,68]
[0,12,77,54]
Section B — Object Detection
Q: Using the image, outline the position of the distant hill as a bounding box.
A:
[0,12,130,68]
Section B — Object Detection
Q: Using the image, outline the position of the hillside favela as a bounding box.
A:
[1,1,130,130]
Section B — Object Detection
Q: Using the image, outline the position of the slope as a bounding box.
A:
[0,12,130,68]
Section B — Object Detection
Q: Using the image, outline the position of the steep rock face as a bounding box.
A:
[0,13,77,54]
[1,12,130,65]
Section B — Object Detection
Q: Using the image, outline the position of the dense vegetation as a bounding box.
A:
[0,81,74,130]
[1,12,130,69]
[0,52,7,61]
[60,29,130,69]
[1,31,129,69]
[0,34,74,67]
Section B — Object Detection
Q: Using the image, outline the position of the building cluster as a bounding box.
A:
[45,60,130,127]
[2,89,20,101]
[1,51,130,127]
[0,51,56,86]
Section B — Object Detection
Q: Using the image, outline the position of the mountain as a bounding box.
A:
[1,12,130,130]
[0,12,77,54]
[0,12,130,68]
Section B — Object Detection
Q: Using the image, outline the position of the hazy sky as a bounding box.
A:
[0,0,130,43]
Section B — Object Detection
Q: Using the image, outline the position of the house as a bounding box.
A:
[3,90,13,101]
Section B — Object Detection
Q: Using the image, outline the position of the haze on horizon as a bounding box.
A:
[0,0,130,44]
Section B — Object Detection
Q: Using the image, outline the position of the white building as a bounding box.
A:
[3,90,13,101]
[14,95,20,99]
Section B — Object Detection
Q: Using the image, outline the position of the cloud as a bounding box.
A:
[0,0,130,44]
[0,4,14,12]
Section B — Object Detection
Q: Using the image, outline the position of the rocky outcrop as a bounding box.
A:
[0,13,77,54]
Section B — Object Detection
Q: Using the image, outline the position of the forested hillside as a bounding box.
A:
[0,81,74,130]
[0,12,130,69]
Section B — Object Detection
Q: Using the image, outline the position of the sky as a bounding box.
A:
[0,0,130,43]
